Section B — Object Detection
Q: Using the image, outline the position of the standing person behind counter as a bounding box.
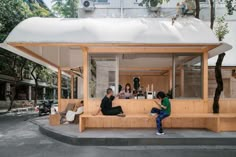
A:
[93,88,125,117]
[119,83,133,99]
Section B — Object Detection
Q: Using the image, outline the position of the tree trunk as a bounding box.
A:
[210,0,215,29]
[7,94,14,112]
[7,83,16,112]
[195,0,200,19]
[34,79,38,106]
[213,53,225,113]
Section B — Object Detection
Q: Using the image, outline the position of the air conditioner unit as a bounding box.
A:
[82,0,95,11]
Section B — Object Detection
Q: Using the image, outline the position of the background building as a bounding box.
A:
[78,0,236,98]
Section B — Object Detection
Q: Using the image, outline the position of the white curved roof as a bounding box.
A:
[5,17,220,44]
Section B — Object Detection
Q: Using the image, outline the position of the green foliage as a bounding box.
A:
[214,15,229,41]
[0,0,52,42]
[0,47,53,86]
[225,0,236,15]
[28,62,53,85]
[0,48,27,79]
[52,0,79,18]
[30,2,51,16]
[139,0,169,7]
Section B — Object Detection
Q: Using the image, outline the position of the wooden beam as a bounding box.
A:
[82,47,88,113]
[203,44,219,52]
[119,67,170,71]
[61,67,73,71]
[208,66,236,69]
[61,66,83,71]
[203,51,208,101]
[70,74,74,99]
[88,47,204,53]
[58,68,62,112]
[14,46,59,68]
[160,70,169,76]
[8,42,219,48]
[119,71,167,76]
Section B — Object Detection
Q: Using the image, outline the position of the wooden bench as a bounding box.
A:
[75,99,236,133]
[79,113,236,132]
[217,114,236,132]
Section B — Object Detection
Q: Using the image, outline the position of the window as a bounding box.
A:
[89,55,118,98]
[88,53,203,99]
[96,0,108,3]
[0,82,6,100]
[174,54,202,98]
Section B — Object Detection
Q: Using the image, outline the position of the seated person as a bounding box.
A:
[119,83,133,99]
[59,103,75,119]
[150,91,171,136]
[63,101,84,124]
[93,88,125,117]
[182,0,195,16]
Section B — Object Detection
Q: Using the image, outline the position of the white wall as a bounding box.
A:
[79,0,236,19]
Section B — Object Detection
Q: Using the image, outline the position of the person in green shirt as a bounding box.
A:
[151,91,171,135]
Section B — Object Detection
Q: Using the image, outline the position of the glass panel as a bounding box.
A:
[89,55,118,98]
[96,0,108,3]
[61,75,71,99]
[175,54,202,98]
[208,69,236,98]
[73,77,78,99]
[119,53,172,99]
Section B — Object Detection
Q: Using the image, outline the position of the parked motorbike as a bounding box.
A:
[38,100,53,116]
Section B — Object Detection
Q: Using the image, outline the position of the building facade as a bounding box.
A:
[78,0,236,98]
[78,0,236,19]
[0,47,72,110]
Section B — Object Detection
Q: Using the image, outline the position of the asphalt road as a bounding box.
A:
[0,113,236,157]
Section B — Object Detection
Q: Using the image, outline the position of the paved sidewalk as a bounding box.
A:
[32,117,236,146]
[2,115,236,157]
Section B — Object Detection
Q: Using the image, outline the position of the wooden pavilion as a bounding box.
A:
[1,17,235,132]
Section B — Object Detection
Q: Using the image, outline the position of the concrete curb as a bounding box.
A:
[37,123,236,146]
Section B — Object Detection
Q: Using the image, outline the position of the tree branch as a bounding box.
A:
[31,64,38,81]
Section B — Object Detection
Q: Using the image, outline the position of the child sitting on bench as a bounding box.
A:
[151,91,171,135]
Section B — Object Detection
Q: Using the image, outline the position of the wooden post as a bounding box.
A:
[180,66,184,97]
[168,69,172,90]
[70,74,74,99]
[203,51,208,101]
[82,47,88,113]
[58,68,62,112]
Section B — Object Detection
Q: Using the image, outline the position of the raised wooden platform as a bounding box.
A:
[59,99,236,133]
[79,113,236,133]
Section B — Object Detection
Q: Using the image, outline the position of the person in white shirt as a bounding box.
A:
[64,100,84,124]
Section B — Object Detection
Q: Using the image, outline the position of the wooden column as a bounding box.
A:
[168,69,172,90]
[180,66,184,97]
[58,68,62,112]
[82,48,88,113]
[70,74,74,99]
[203,51,208,101]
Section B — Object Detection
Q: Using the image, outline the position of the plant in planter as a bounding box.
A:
[214,15,229,42]
[139,0,169,11]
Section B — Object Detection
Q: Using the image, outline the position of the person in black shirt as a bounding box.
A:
[93,88,125,117]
